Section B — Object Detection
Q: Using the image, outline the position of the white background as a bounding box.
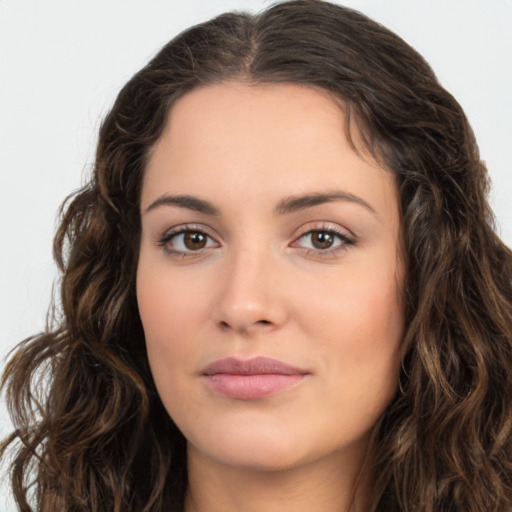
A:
[1,1,511,509]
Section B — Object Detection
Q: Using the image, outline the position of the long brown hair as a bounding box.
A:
[3,1,512,510]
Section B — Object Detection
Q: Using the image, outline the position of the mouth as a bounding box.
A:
[201,357,309,400]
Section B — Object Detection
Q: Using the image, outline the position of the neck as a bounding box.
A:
[184,443,372,512]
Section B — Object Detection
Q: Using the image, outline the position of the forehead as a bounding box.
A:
[151,82,346,157]
[142,82,398,218]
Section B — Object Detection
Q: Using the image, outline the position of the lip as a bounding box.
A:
[201,357,309,400]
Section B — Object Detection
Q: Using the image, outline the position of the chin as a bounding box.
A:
[184,415,309,471]
[183,411,369,476]
[190,439,304,473]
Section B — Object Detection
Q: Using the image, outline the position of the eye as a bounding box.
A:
[158,227,219,256]
[292,228,353,253]
[176,231,211,250]
[302,231,338,249]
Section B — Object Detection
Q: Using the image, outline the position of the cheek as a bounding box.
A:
[136,259,210,392]
[298,257,404,344]
[297,260,404,410]
[137,250,212,333]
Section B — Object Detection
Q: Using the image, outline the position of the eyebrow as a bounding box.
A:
[143,190,376,217]
[274,191,377,216]
[144,194,219,215]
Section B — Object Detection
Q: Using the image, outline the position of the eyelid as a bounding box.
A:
[289,222,356,257]
[291,221,355,242]
[154,221,355,259]
[156,223,221,256]
[157,223,209,239]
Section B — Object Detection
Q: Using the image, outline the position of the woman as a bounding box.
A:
[2,1,512,511]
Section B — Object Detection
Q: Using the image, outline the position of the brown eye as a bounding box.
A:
[310,231,335,249]
[183,231,208,250]
[162,229,218,255]
[292,228,352,255]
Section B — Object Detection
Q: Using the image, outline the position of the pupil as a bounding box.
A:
[184,232,206,250]
[312,231,333,249]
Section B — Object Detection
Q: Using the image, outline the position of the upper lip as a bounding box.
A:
[201,357,309,376]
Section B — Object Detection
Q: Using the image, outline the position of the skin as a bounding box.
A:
[137,82,405,512]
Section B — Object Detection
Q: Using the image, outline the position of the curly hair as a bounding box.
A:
[3,1,512,510]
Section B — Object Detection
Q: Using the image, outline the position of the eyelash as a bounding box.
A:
[291,224,355,258]
[156,224,219,257]
[156,223,355,259]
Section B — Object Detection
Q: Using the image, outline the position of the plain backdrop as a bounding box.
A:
[1,1,511,509]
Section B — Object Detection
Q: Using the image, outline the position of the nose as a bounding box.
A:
[211,246,288,335]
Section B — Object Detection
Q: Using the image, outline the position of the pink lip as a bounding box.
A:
[201,357,309,400]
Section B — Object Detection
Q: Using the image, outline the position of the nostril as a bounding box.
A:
[217,319,272,331]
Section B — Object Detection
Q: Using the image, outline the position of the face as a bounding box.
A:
[137,82,404,473]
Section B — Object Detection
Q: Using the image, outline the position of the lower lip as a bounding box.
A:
[204,374,306,400]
